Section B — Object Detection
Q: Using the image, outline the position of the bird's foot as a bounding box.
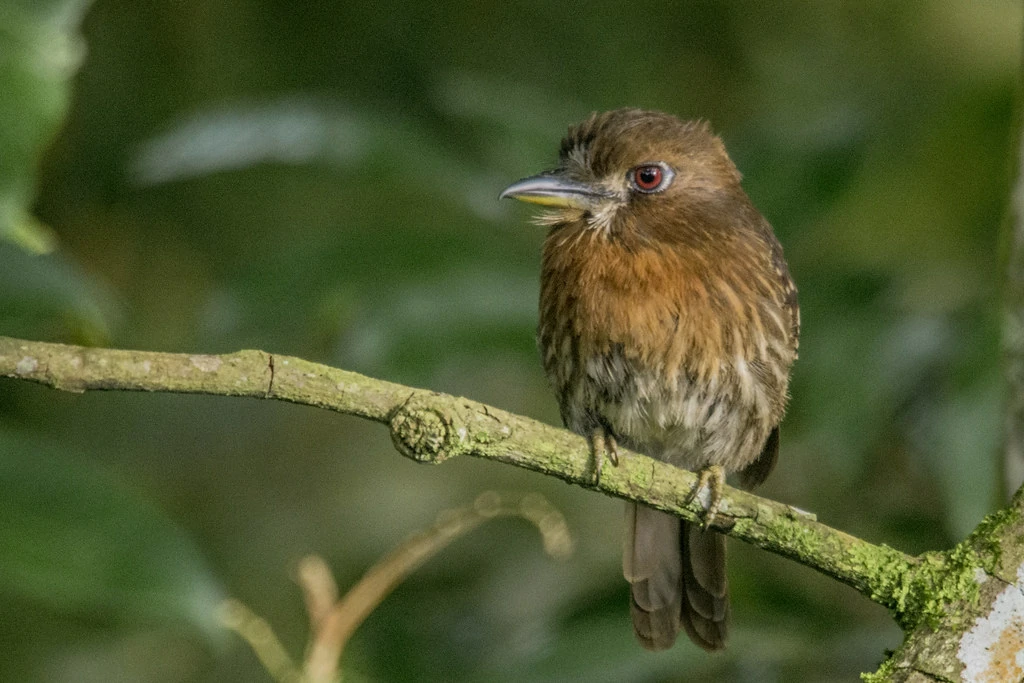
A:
[589,426,620,486]
[685,465,725,529]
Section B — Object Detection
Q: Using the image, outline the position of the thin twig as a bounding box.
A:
[224,492,571,683]
[302,492,571,682]
[295,555,338,633]
[217,599,303,683]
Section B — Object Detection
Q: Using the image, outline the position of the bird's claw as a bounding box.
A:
[685,465,725,529]
[589,426,620,486]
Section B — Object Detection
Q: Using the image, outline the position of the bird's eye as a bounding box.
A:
[630,164,672,193]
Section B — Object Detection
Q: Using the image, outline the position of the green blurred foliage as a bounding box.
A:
[0,1,1020,681]
[0,433,224,634]
[0,0,91,252]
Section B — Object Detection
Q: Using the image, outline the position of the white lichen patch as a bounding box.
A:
[15,356,37,375]
[957,564,1024,682]
[787,505,817,521]
[189,355,222,372]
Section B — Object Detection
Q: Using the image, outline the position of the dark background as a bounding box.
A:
[1,1,1020,681]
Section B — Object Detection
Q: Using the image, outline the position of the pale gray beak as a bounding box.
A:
[499,173,610,209]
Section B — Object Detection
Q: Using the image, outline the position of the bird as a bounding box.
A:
[500,109,799,651]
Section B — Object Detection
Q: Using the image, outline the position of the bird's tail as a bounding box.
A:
[624,502,729,651]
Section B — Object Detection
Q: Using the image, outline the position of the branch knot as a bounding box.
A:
[389,398,462,463]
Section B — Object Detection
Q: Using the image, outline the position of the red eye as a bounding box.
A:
[632,165,665,192]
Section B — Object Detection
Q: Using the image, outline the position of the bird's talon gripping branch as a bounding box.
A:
[686,465,725,530]
[606,431,620,467]
[588,426,620,486]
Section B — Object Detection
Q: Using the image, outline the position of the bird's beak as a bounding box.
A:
[499,173,609,209]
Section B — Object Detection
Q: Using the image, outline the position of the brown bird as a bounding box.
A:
[500,109,799,651]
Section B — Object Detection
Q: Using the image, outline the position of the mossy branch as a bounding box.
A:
[0,335,919,608]
[6,335,1024,680]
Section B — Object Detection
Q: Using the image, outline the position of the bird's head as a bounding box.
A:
[500,109,744,240]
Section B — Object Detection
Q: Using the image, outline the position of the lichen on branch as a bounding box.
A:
[7,334,1024,680]
[0,335,919,609]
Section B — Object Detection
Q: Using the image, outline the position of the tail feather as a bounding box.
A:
[625,503,681,650]
[680,520,729,650]
[624,503,729,651]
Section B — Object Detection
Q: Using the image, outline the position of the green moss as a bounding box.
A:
[908,554,968,629]
[847,543,913,611]
[857,545,983,632]
[963,504,1020,576]
[629,462,654,490]
[765,511,828,559]
[861,654,898,683]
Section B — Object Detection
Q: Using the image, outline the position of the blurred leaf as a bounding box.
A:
[0,0,92,252]
[0,240,117,344]
[129,96,506,221]
[0,432,224,639]
[129,98,373,186]
[336,270,537,373]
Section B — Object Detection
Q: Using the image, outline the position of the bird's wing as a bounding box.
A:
[737,425,779,490]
